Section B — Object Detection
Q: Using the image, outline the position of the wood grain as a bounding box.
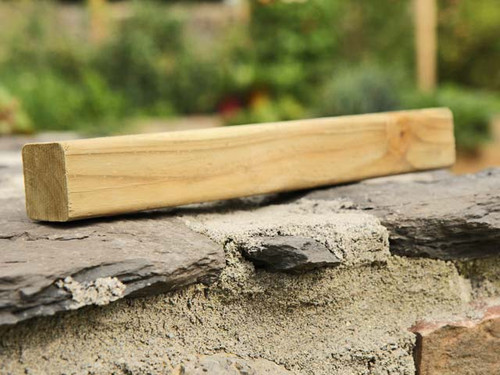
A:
[22,108,455,221]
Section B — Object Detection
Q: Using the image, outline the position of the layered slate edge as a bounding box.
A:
[305,168,500,260]
[1,143,499,326]
[0,154,225,325]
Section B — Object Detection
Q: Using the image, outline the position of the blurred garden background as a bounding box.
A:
[0,0,499,171]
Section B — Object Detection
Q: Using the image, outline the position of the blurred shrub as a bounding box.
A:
[94,3,184,115]
[94,1,228,116]
[225,0,414,126]
[0,1,226,132]
[247,0,414,102]
[226,94,306,126]
[335,0,414,69]
[3,2,90,79]
[316,64,403,117]
[0,87,32,135]
[248,0,340,102]
[168,53,225,114]
[0,1,124,134]
[0,0,497,142]
[2,71,124,133]
[3,73,84,132]
[438,0,500,91]
[402,85,500,151]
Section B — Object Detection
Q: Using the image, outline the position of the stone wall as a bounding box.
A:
[0,136,498,374]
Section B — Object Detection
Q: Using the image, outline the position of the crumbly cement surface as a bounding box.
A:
[181,199,390,267]
[56,276,126,309]
[0,253,474,375]
[456,256,500,299]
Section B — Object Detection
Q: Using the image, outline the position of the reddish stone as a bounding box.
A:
[411,305,500,375]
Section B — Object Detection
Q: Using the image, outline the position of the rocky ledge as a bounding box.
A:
[0,143,499,326]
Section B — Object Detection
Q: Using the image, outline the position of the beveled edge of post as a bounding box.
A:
[22,142,69,222]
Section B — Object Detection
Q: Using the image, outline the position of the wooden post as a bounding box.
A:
[88,0,108,44]
[414,0,437,92]
[22,109,455,222]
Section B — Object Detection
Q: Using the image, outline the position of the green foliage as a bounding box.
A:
[3,2,89,79]
[226,95,306,126]
[0,1,123,134]
[402,85,500,151]
[0,87,32,135]
[2,71,125,134]
[95,1,227,116]
[3,73,84,132]
[334,0,414,68]
[247,0,414,101]
[94,3,184,114]
[0,0,497,150]
[0,1,226,132]
[168,53,225,114]
[316,64,403,117]
[248,0,340,101]
[438,0,500,91]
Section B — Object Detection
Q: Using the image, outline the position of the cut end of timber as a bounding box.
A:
[22,143,69,222]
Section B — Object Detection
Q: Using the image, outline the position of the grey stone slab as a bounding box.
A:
[304,169,500,260]
[0,167,225,326]
[245,236,342,271]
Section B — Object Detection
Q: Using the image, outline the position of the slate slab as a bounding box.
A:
[304,169,500,260]
[0,151,225,326]
[246,236,341,271]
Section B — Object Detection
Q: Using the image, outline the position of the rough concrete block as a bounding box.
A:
[183,199,390,270]
[178,354,292,374]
